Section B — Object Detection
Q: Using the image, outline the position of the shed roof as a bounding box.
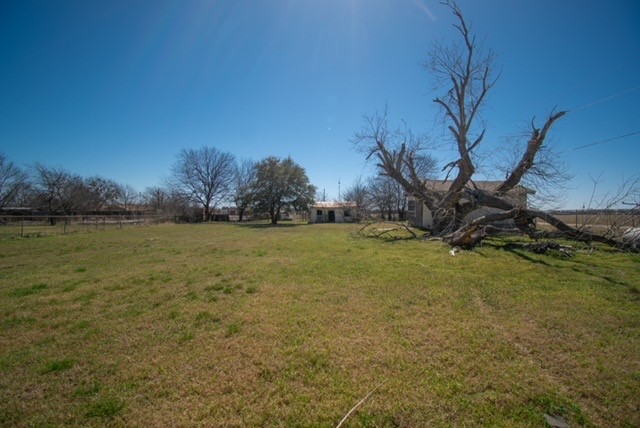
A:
[311,201,357,209]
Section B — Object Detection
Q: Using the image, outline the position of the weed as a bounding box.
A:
[205,283,224,292]
[1,316,36,330]
[74,381,101,397]
[179,330,195,342]
[194,311,221,325]
[226,323,241,337]
[69,320,91,332]
[40,359,74,374]
[84,397,124,419]
[74,290,97,303]
[9,283,47,298]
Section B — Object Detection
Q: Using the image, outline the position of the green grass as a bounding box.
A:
[0,222,638,426]
[84,397,125,419]
[8,282,47,298]
[40,358,74,374]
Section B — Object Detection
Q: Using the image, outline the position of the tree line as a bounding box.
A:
[342,171,436,223]
[0,149,315,225]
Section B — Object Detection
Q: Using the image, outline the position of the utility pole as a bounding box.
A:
[338,179,341,200]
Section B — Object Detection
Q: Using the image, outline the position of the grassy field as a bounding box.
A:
[0,223,639,426]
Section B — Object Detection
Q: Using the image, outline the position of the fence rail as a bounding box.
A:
[0,214,171,238]
[549,211,639,228]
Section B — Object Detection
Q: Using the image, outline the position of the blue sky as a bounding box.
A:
[1,0,638,208]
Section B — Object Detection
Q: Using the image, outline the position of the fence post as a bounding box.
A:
[21,219,24,237]
[63,218,67,234]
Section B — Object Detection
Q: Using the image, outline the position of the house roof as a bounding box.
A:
[423,180,535,194]
[311,201,357,209]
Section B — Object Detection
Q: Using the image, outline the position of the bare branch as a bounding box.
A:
[497,111,566,193]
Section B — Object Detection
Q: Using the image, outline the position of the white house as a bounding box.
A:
[407,181,534,228]
[309,201,356,223]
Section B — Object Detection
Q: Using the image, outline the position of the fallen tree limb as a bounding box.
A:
[336,379,388,428]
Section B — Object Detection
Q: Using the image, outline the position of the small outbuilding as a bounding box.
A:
[407,180,534,229]
[309,201,356,223]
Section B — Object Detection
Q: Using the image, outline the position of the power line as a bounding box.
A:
[572,130,640,150]
[568,85,640,113]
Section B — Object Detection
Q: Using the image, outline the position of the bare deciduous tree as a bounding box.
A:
[367,176,396,221]
[85,176,121,212]
[117,184,140,213]
[354,1,633,250]
[142,186,169,213]
[30,165,124,216]
[168,146,235,221]
[343,178,371,221]
[0,153,28,210]
[232,159,256,222]
[31,163,75,215]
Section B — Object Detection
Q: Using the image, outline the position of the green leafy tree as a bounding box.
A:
[252,156,316,225]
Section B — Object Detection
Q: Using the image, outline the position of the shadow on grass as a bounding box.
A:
[233,221,309,229]
[485,239,637,290]
[483,241,556,267]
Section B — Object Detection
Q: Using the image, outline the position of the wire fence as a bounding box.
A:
[0,214,172,238]
[539,210,640,236]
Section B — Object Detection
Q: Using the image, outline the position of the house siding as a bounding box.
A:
[309,202,355,224]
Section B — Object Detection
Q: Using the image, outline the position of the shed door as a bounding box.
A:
[328,210,335,222]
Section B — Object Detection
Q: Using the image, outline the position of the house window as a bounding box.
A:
[408,200,416,212]
[317,210,323,216]
[343,209,351,217]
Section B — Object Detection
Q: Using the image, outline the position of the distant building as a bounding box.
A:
[309,201,356,223]
[407,180,534,228]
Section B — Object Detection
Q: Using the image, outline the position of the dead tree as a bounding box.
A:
[353,1,635,250]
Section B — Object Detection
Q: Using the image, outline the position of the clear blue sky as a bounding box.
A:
[1,0,638,209]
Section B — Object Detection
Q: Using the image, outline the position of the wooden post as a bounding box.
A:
[21,219,24,237]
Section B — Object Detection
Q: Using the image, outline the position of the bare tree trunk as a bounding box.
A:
[270,207,280,225]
